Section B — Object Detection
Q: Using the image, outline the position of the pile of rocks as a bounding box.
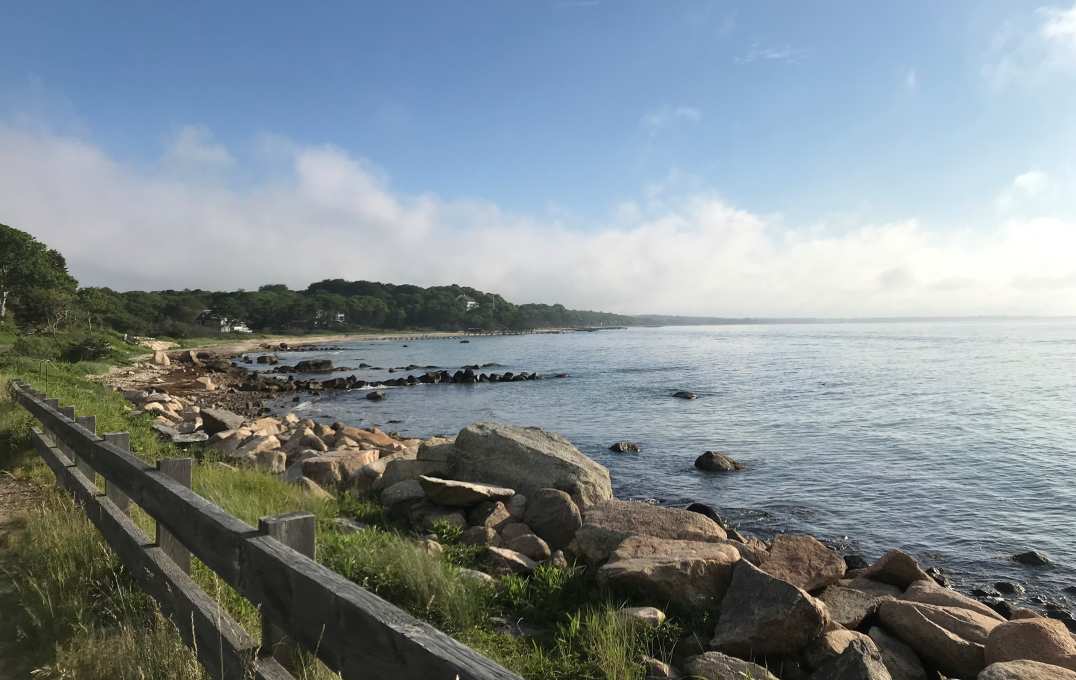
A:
[122,389,211,444]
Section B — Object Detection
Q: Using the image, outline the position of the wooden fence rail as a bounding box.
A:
[11,379,522,680]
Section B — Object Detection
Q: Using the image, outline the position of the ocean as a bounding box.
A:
[260,320,1076,607]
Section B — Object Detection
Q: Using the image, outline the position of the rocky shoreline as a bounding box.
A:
[104,345,1076,680]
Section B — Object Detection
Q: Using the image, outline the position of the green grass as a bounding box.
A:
[0,350,688,679]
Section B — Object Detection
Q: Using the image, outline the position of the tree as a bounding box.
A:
[0,223,79,329]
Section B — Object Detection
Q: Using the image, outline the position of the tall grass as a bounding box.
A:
[1,354,683,679]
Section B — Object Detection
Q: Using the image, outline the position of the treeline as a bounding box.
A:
[0,223,632,338]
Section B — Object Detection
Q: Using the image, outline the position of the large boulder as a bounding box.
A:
[807,630,879,670]
[451,423,613,508]
[710,559,829,657]
[684,652,780,680]
[980,661,1076,680]
[811,637,893,680]
[868,626,929,680]
[523,488,582,550]
[201,407,245,435]
[903,580,1006,621]
[763,534,846,592]
[569,500,727,564]
[694,451,744,472]
[861,550,931,589]
[877,599,1001,678]
[417,476,514,507]
[598,542,740,610]
[486,546,536,575]
[984,619,1076,671]
[821,585,895,629]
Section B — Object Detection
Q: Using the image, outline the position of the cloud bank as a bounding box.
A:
[1,123,1074,317]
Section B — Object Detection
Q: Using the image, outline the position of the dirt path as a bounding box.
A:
[0,472,36,679]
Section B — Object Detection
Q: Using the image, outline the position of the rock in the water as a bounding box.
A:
[672,391,698,400]
[821,585,894,629]
[710,559,829,657]
[487,546,536,575]
[570,499,727,564]
[684,502,724,526]
[903,579,1006,621]
[868,626,929,680]
[1013,551,1052,566]
[763,533,846,591]
[609,441,640,453]
[861,550,932,589]
[505,533,552,562]
[450,422,613,508]
[201,407,245,435]
[811,637,893,680]
[684,652,779,680]
[599,542,740,610]
[694,451,744,472]
[980,661,1076,680]
[416,476,514,507]
[366,390,386,401]
[984,618,1076,670]
[523,488,582,551]
[877,599,1001,679]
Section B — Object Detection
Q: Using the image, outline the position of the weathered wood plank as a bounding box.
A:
[75,415,98,486]
[156,458,193,573]
[260,512,316,671]
[102,432,132,514]
[29,429,291,680]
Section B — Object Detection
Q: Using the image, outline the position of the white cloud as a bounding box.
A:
[734,44,804,65]
[984,3,1076,89]
[1,123,1075,317]
[640,106,702,134]
[1040,2,1076,47]
[164,125,234,169]
[996,170,1052,210]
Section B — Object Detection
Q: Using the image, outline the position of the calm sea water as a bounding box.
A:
[262,321,1076,605]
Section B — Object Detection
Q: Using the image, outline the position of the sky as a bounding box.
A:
[2,1,1075,317]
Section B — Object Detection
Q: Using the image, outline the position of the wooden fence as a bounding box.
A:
[10,379,522,680]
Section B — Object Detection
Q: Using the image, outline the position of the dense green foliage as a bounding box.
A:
[1,222,632,337]
[0,223,79,330]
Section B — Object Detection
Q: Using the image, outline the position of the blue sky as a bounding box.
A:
[2,1,1075,315]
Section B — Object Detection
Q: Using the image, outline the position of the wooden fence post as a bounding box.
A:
[75,415,97,486]
[103,432,132,514]
[258,512,316,669]
[156,458,193,573]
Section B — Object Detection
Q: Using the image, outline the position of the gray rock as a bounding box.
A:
[806,630,879,671]
[820,585,893,629]
[1013,551,1051,566]
[487,546,536,575]
[861,550,932,589]
[201,407,245,435]
[461,526,500,547]
[684,652,779,680]
[599,543,740,610]
[380,479,426,506]
[506,493,527,518]
[902,579,1005,621]
[458,568,495,586]
[710,559,829,657]
[523,488,582,551]
[451,422,613,508]
[416,476,514,507]
[980,661,1076,680]
[876,599,1001,679]
[499,522,533,541]
[811,638,893,680]
[868,627,929,680]
[569,499,727,564]
[694,451,744,472]
[505,533,552,561]
[467,501,513,530]
[764,533,847,592]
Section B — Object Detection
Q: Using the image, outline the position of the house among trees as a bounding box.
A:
[195,309,252,334]
[457,295,479,311]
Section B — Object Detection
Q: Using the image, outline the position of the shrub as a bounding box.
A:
[61,333,114,362]
[10,334,61,360]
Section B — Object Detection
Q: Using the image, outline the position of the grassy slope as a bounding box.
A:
[0,354,682,679]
